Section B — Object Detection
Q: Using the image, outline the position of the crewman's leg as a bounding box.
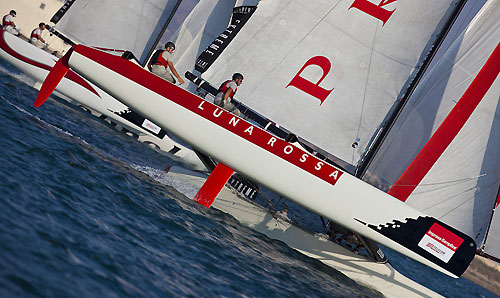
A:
[151,65,176,84]
[224,102,241,116]
[30,38,45,49]
[214,94,224,107]
[5,26,20,36]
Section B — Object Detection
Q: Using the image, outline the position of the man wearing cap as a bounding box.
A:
[2,10,21,36]
[147,42,184,85]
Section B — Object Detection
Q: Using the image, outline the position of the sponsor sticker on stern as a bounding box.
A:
[418,223,464,263]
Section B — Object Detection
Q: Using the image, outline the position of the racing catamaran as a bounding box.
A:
[31,0,500,295]
[36,0,500,279]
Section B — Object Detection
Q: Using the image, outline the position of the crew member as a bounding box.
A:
[30,22,46,48]
[2,10,20,36]
[214,73,244,116]
[147,42,184,85]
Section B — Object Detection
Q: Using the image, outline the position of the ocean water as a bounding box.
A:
[0,59,497,298]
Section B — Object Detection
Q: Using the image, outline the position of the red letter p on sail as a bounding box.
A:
[349,0,397,25]
[286,56,334,105]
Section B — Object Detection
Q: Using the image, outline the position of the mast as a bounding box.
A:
[195,4,257,74]
[184,0,468,263]
[50,0,184,65]
[47,0,184,54]
[141,0,183,67]
[50,0,77,24]
[362,0,500,262]
[355,0,468,179]
[46,0,78,45]
[478,184,500,263]
[201,1,469,171]
[349,0,468,263]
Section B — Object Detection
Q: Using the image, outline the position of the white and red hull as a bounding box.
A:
[164,165,443,298]
[57,45,476,278]
[0,29,203,169]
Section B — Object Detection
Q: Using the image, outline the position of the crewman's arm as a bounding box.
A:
[223,88,233,102]
[167,61,184,85]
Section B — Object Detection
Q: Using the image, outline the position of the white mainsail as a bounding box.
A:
[366,0,500,260]
[200,0,465,167]
[52,0,181,64]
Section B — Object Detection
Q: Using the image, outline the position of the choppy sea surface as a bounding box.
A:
[0,59,498,298]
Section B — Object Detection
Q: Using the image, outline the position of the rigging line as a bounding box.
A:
[243,1,342,100]
[352,23,379,165]
[433,181,500,221]
[354,0,468,179]
[405,180,500,220]
[369,171,500,190]
[388,40,500,202]
[415,185,478,212]
[436,192,478,219]
[386,172,497,187]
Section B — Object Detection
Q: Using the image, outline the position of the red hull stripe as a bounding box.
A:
[0,29,100,98]
[73,45,345,187]
[194,163,234,207]
[388,42,500,202]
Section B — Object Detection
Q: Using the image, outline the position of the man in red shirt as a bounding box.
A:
[214,73,244,116]
[147,42,184,85]
[30,23,47,48]
[2,10,20,36]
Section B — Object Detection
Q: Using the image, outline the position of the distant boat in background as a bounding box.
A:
[0,0,204,169]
